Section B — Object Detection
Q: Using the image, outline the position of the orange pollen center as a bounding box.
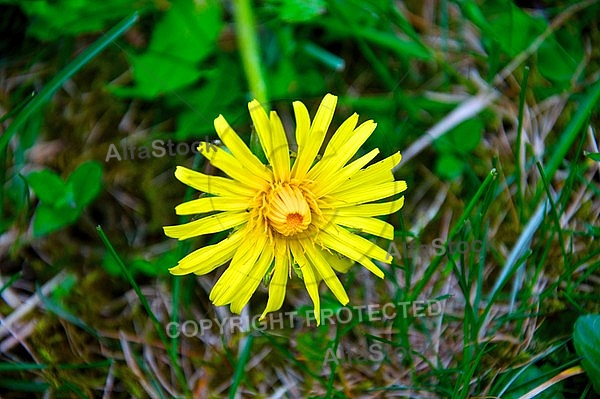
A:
[286,212,304,228]
[265,184,312,237]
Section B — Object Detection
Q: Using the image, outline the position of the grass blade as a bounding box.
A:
[0,12,139,153]
[229,333,254,399]
[96,225,191,398]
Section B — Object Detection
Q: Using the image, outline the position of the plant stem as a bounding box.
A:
[232,0,268,105]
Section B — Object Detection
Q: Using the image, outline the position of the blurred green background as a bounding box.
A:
[1,0,600,397]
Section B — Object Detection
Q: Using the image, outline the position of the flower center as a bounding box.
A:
[266,184,312,236]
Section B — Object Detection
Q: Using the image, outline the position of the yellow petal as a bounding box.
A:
[163,211,248,240]
[310,118,376,181]
[174,166,255,197]
[331,152,402,194]
[328,215,394,239]
[214,115,273,181]
[175,197,250,215]
[322,251,354,273]
[302,242,349,305]
[260,242,289,319]
[289,241,321,325]
[325,224,391,264]
[269,111,291,181]
[200,144,269,190]
[210,232,267,305]
[292,93,337,179]
[319,224,391,277]
[229,242,274,314]
[169,229,245,275]
[328,196,405,217]
[248,99,274,165]
[301,263,321,326]
[312,148,379,197]
[330,181,407,206]
[306,113,358,180]
[293,100,310,150]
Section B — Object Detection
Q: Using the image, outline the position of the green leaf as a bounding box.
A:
[115,52,205,98]
[130,259,159,277]
[103,253,169,278]
[450,118,483,153]
[66,160,103,209]
[271,0,326,23]
[149,0,222,62]
[501,365,564,399]
[434,118,483,156]
[537,36,582,83]
[32,203,79,238]
[19,0,151,40]
[435,154,464,181]
[169,57,244,140]
[574,314,600,394]
[113,0,222,99]
[586,152,600,162]
[486,3,546,57]
[26,169,68,204]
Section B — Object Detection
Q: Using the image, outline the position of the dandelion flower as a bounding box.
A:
[164,94,406,324]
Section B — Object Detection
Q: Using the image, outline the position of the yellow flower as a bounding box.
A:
[164,94,406,325]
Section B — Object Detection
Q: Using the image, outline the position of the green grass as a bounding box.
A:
[1,0,600,397]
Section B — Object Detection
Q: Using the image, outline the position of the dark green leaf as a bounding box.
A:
[501,365,564,399]
[586,152,600,162]
[0,378,49,392]
[32,203,79,238]
[574,314,600,394]
[537,38,581,83]
[66,160,103,209]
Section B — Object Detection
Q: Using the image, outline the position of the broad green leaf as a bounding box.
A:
[435,153,464,181]
[26,169,68,204]
[574,314,600,394]
[169,58,244,140]
[113,0,222,99]
[66,160,103,209]
[434,118,483,154]
[452,118,483,153]
[32,202,79,238]
[486,3,546,57]
[537,36,582,83]
[150,0,221,60]
[115,52,205,98]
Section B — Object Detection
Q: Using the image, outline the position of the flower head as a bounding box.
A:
[164,94,406,324]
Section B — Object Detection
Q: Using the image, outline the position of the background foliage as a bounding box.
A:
[1,0,599,397]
